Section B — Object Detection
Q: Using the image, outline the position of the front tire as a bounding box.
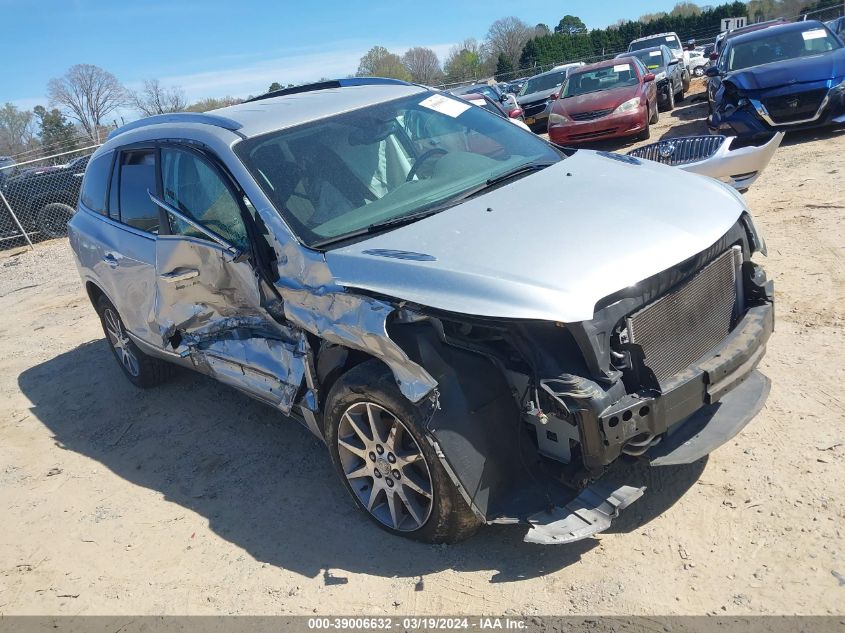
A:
[96,295,173,388]
[649,101,659,125]
[324,360,480,543]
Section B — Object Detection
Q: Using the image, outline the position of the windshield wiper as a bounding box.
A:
[365,208,447,233]
[484,161,556,187]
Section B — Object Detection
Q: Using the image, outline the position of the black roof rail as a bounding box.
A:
[244,77,413,103]
[107,112,243,140]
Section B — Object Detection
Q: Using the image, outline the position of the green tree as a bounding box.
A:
[268,82,284,92]
[494,53,514,80]
[356,46,412,80]
[0,103,35,155]
[554,15,587,35]
[33,106,78,153]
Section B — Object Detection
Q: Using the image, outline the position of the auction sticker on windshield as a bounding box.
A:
[649,51,662,57]
[802,28,827,40]
[613,64,631,72]
[419,94,471,118]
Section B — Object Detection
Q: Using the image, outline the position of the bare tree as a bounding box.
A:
[401,47,443,84]
[486,17,533,70]
[47,64,127,142]
[0,103,36,155]
[185,96,243,113]
[129,79,187,117]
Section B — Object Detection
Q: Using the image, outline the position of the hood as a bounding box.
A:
[557,85,640,115]
[518,87,558,104]
[325,150,747,323]
[728,50,845,91]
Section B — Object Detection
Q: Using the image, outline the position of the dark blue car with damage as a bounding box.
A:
[707,20,845,139]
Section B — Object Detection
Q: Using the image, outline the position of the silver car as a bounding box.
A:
[69,78,774,545]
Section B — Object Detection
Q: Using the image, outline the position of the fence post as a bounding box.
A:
[0,187,35,250]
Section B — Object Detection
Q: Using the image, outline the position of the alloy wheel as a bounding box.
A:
[337,402,434,532]
[103,307,140,377]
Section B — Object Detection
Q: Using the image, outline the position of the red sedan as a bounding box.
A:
[547,57,658,145]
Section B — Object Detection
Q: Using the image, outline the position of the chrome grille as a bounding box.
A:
[571,108,614,121]
[626,248,740,384]
[627,135,726,166]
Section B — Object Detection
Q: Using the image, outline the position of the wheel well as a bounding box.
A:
[85,281,105,311]
[29,192,76,216]
[315,342,392,427]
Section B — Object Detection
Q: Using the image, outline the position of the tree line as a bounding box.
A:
[1,0,839,159]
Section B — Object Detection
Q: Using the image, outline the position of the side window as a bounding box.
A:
[160,147,248,250]
[80,151,113,215]
[118,150,159,233]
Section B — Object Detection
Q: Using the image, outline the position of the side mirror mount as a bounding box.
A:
[668,58,680,66]
[704,66,721,78]
[548,92,559,101]
[644,73,656,82]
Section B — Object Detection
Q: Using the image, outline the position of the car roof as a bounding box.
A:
[578,57,642,72]
[727,20,827,46]
[212,83,427,138]
[618,45,667,56]
[631,31,678,42]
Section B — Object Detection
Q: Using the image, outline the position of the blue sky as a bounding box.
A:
[5,0,688,111]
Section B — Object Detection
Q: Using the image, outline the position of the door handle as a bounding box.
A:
[160,268,199,283]
[102,254,119,268]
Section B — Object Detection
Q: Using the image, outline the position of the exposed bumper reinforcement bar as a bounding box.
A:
[523,483,645,545]
[648,369,770,466]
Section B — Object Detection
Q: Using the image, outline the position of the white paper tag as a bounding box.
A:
[419,94,471,117]
[802,28,827,40]
[468,98,486,106]
[666,36,675,41]
[649,50,662,57]
[613,64,631,73]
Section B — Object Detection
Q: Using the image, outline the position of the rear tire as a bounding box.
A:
[96,295,174,388]
[35,203,74,238]
[324,360,480,543]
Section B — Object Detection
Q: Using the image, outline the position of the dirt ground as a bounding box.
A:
[1,79,843,616]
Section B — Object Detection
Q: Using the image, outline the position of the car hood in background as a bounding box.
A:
[325,150,748,323]
[728,50,845,91]
[517,88,558,104]
[557,85,640,115]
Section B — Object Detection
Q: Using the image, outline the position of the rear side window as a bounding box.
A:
[118,150,159,233]
[80,151,113,214]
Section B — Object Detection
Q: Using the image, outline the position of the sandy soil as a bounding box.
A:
[1,79,843,615]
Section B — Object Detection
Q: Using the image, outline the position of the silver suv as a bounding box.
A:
[69,78,774,545]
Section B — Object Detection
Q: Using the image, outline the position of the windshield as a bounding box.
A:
[628,49,667,71]
[236,92,561,247]
[563,63,640,97]
[631,34,681,52]
[727,26,842,71]
[519,71,566,96]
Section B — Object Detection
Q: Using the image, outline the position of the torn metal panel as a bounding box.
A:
[190,335,306,415]
[154,236,266,344]
[280,287,437,403]
[627,133,783,190]
[524,483,644,545]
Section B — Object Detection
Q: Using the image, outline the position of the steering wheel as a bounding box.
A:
[406,148,447,182]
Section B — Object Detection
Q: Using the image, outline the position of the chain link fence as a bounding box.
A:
[0,145,99,250]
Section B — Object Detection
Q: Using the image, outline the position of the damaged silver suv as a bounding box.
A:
[69,78,774,545]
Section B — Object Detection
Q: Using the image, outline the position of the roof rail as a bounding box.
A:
[244,77,413,103]
[107,112,243,140]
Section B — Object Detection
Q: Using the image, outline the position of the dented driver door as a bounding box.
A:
[149,145,306,414]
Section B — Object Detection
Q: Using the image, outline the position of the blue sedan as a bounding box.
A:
[706,20,845,139]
